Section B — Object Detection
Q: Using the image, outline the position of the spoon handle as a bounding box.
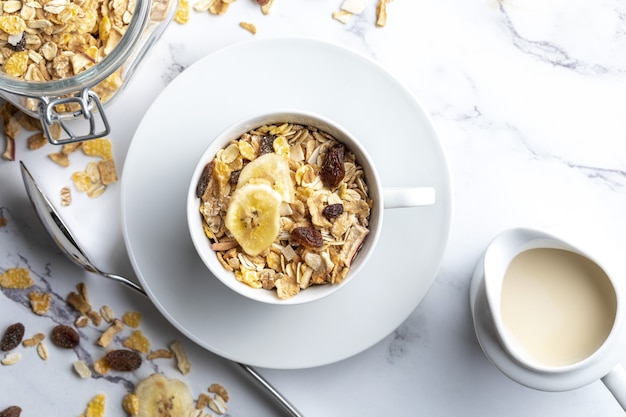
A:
[102,272,147,296]
[238,363,304,417]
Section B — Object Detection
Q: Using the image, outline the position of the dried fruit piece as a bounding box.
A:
[122,311,142,328]
[170,340,190,375]
[51,324,79,349]
[375,0,389,27]
[322,203,344,219]
[67,290,91,314]
[291,227,323,249]
[235,153,295,203]
[208,384,229,402]
[134,373,193,417]
[100,305,115,323]
[105,349,142,371]
[146,349,173,360]
[1,323,25,351]
[320,143,345,188]
[123,330,150,353]
[0,267,34,289]
[28,291,51,315]
[0,406,21,417]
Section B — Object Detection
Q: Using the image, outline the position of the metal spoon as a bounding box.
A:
[20,161,303,417]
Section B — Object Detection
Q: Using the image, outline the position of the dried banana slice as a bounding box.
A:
[134,374,193,417]
[236,153,295,203]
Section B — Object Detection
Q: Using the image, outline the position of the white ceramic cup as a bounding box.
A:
[472,227,626,409]
[187,110,436,305]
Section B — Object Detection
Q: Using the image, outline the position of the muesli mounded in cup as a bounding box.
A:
[196,122,372,299]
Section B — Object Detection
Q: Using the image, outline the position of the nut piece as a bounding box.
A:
[208,384,229,402]
[51,324,79,349]
[97,318,124,347]
[170,340,191,375]
[1,323,25,351]
[73,360,92,378]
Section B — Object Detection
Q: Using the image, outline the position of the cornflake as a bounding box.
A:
[123,330,150,353]
[83,394,106,417]
[28,291,51,315]
[0,267,34,289]
[174,0,190,24]
[122,311,142,328]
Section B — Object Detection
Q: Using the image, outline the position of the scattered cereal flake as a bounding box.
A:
[1,352,21,365]
[239,21,256,34]
[0,268,34,289]
[85,161,100,183]
[0,217,7,227]
[208,384,229,402]
[48,151,70,167]
[84,394,106,417]
[146,348,174,360]
[341,0,365,14]
[28,291,51,315]
[82,138,113,159]
[208,0,229,15]
[375,0,389,27]
[170,340,191,375]
[174,0,190,24]
[27,132,47,150]
[260,0,273,14]
[87,309,102,326]
[123,330,150,354]
[73,360,92,378]
[196,393,212,409]
[22,333,44,347]
[122,311,142,328]
[208,394,227,415]
[61,141,82,155]
[87,183,106,199]
[36,341,48,360]
[272,135,289,158]
[93,356,111,375]
[122,393,139,416]
[98,159,118,185]
[97,318,124,348]
[72,171,92,191]
[100,305,114,323]
[61,186,72,206]
[332,10,352,24]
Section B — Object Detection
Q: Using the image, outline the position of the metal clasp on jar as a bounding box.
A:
[37,88,111,145]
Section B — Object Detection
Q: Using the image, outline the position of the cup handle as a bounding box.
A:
[384,187,436,209]
[601,363,626,410]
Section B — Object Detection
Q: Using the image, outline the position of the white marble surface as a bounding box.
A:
[2,0,626,416]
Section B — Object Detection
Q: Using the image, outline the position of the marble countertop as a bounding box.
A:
[3,0,626,416]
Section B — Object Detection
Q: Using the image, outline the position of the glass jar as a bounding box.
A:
[0,0,176,144]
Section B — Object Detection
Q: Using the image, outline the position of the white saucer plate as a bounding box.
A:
[121,37,452,369]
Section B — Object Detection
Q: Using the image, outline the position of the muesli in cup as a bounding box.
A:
[195,122,372,300]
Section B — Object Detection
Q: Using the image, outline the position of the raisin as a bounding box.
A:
[195,161,214,198]
[320,143,345,189]
[259,135,275,155]
[322,203,344,219]
[291,227,323,249]
[0,406,21,417]
[51,324,79,349]
[229,169,241,185]
[105,349,142,371]
[1,323,24,351]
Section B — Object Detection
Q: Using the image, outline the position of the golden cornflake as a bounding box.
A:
[49,152,70,167]
[0,15,26,35]
[28,291,51,315]
[84,394,106,417]
[0,267,34,289]
[27,132,47,150]
[122,393,140,416]
[123,330,150,354]
[4,51,29,77]
[170,340,191,375]
[98,159,118,185]
[174,0,190,24]
[82,138,113,159]
[93,356,111,375]
[72,171,92,192]
[239,21,256,34]
[122,311,142,328]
